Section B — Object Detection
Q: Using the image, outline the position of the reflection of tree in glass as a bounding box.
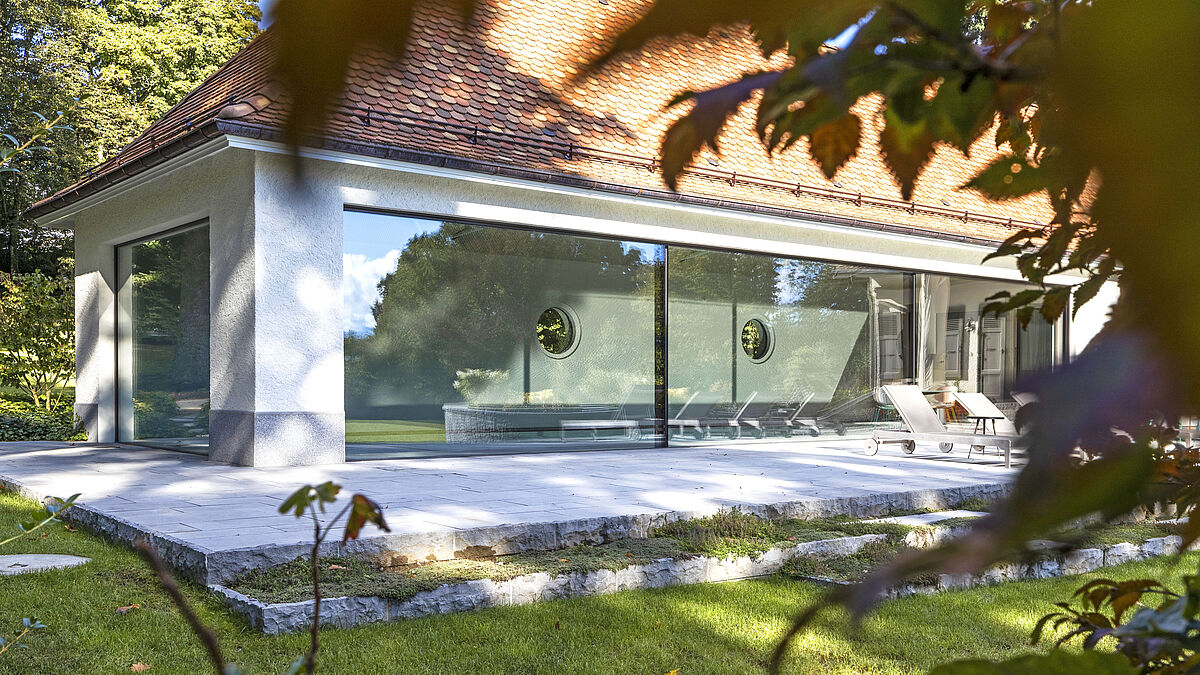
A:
[130,227,210,438]
[741,319,767,360]
[347,222,655,415]
[131,228,209,394]
[536,308,573,355]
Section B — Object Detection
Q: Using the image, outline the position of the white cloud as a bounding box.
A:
[343,250,400,334]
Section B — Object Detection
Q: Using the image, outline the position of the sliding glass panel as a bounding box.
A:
[917,274,1061,405]
[119,224,211,452]
[666,247,911,441]
[343,210,662,459]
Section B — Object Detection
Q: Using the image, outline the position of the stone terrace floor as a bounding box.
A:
[0,440,1016,584]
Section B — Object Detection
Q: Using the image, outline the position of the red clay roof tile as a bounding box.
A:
[29,0,1052,243]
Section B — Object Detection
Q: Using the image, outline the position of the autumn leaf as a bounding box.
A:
[328,564,347,571]
[808,113,861,180]
[342,494,391,543]
[115,604,140,615]
[659,71,784,190]
[130,663,151,672]
[879,105,935,201]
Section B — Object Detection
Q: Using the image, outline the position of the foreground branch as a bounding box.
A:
[135,539,227,675]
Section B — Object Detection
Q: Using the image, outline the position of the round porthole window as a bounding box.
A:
[741,318,773,363]
[536,306,579,358]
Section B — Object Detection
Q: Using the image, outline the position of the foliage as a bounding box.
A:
[1020,574,1200,674]
[0,492,76,661]
[0,492,77,549]
[132,390,189,439]
[0,395,85,441]
[0,0,260,274]
[0,617,47,657]
[0,270,73,409]
[224,0,1200,671]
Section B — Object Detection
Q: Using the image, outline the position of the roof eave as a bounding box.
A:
[25,120,230,224]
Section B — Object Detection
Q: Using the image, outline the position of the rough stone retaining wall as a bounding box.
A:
[213,534,889,634]
[42,479,1009,586]
[876,536,1190,599]
[215,533,1195,634]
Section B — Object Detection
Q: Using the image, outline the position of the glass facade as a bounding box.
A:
[918,275,1060,404]
[666,248,911,439]
[343,209,1064,458]
[117,223,211,452]
[342,211,661,459]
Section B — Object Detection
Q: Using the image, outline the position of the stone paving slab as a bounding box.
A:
[0,440,1016,584]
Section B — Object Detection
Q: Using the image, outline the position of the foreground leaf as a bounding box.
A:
[808,113,861,180]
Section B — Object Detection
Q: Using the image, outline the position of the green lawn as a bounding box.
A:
[0,490,1188,674]
[344,419,446,444]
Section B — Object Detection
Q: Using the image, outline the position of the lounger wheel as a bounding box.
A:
[864,439,879,456]
[939,442,954,453]
[808,427,819,437]
[753,427,766,439]
[902,440,916,454]
[835,423,847,436]
[728,426,741,440]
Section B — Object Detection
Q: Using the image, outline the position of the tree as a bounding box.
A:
[0,0,261,274]
[0,269,73,410]
[269,1,1200,671]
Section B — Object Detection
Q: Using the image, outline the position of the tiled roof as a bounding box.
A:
[29,0,1053,244]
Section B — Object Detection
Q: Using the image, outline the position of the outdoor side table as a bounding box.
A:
[967,415,1005,435]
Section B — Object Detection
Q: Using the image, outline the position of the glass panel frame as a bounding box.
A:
[115,220,211,454]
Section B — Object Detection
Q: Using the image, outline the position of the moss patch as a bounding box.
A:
[232,538,685,604]
[780,539,939,586]
[650,508,911,559]
[1052,521,1180,549]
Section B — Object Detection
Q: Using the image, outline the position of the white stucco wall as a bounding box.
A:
[64,144,256,448]
[1070,281,1120,357]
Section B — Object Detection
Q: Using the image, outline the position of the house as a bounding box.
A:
[26,0,1115,466]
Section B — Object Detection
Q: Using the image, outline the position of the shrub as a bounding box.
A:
[0,271,74,411]
[133,391,189,438]
[0,394,85,441]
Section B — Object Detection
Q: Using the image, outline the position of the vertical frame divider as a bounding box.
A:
[655,246,669,448]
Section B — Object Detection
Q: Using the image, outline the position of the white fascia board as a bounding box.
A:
[235,136,1082,285]
[32,136,235,230]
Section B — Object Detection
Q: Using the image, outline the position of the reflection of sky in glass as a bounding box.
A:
[344,210,664,335]
[343,210,440,336]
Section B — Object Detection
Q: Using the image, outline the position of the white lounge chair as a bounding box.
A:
[866,385,1018,468]
[955,392,1019,436]
[1010,391,1038,408]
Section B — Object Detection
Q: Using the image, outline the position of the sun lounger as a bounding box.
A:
[867,385,1019,467]
[665,392,706,439]
[755,391,819,438]
[559,385,654,441]
[1010,391,1038,408]
[700,392,759,439]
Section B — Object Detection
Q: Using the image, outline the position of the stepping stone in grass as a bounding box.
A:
[0,554,91,576]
